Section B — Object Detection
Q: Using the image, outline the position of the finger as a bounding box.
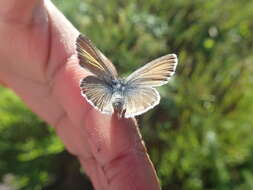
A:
[88,114,160,190]
[46,0,161,185]
[0,0,43,24]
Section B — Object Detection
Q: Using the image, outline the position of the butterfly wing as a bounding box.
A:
[123,54,178,117]
[80,76,114,114]
[126,54,178,87]
[123,87,160,118]
[76,34,118,80]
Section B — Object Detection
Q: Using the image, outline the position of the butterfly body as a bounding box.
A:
[76,34,178,118]
[110,79,126,116]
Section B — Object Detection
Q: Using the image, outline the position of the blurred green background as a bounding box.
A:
[1,0,253,189]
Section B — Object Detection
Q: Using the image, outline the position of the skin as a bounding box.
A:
[0,0,161,190]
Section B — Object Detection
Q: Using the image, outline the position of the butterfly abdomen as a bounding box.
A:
[110,79,127,115]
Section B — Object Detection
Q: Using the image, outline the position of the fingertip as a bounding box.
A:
[111,111,137,129]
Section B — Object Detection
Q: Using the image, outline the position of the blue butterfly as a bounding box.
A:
[76,34,178,118]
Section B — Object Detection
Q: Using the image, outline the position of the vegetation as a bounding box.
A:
[1,0,253,189]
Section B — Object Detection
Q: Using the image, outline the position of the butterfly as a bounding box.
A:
[76,34,178,118]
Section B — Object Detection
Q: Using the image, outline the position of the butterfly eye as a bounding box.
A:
[111,80,118,85]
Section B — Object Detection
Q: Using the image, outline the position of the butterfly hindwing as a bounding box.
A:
[80,76,114,114]
[123,86,160,118]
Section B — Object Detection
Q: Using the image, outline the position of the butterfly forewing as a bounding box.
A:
[126,54,178,87]
[76,34,118,79]
[124,87,160,118]
[80,76,114,114]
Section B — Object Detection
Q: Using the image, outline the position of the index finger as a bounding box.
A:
[47,1,161,189]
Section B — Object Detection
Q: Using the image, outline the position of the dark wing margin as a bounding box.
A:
[76,34,118,79]
[126,54,178,87]
[80,76,114,114]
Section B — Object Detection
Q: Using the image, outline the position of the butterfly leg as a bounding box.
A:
[121,108,126,118]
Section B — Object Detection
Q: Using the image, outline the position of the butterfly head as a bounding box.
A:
[111,78,125,89]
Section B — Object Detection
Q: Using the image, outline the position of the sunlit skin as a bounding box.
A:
[0,0,160,190]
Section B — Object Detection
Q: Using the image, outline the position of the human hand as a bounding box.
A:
[0,0,160,189]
